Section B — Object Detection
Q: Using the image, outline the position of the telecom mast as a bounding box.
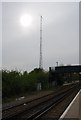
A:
[39,16,43,69]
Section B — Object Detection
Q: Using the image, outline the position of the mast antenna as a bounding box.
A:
[39,16,43,69]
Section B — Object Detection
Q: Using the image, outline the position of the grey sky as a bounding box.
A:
[0,2,2,70]
[2,2,79,72]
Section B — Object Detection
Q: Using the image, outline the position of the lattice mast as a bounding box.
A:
[39,16,43,69]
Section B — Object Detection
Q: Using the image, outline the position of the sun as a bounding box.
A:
[20,14,32,27]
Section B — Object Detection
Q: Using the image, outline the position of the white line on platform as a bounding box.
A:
[59,89,81,119]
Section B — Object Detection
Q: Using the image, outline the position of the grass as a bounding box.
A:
[2,86,61,104]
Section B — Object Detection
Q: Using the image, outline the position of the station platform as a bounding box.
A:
[59,89,81,119]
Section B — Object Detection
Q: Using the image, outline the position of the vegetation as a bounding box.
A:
[2,68,81,100]
[2,68,49,99]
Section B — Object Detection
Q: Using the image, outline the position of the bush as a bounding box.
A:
[2,68,49,98]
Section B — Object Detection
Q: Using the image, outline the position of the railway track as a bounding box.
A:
[39,85,80,120]
[2,83,81,120]
[2,85,71,110]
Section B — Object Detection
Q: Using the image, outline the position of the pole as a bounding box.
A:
[39,16,43,69]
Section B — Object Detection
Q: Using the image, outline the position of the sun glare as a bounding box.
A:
[20,14,32,27]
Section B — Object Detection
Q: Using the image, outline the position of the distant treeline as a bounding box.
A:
[2,68,81,99]
[2,68,49,98]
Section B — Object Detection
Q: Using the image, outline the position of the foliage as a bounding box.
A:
[2,68,49,98]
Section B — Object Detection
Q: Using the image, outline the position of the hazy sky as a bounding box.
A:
[2,2,79,72]
[0,2,2,70]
